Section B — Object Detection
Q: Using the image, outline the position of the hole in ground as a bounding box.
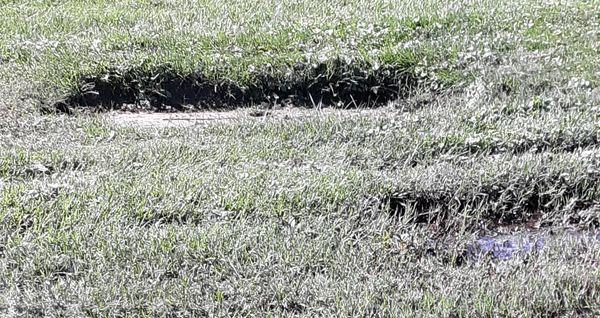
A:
[51,60,422,112]
[384,173,599,230]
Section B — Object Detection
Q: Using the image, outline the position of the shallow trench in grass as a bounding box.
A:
[129,160,598,232]
[50,62,420,113]
[384,185,598,231]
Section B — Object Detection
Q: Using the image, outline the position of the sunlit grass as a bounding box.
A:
[0,0,598,316]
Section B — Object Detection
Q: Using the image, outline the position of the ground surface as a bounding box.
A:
[109,107,388,128]
[0,0,599,317]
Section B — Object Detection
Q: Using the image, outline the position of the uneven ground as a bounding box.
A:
[0,0,599,317]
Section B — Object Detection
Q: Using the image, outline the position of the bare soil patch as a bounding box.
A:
[109,107,394,128]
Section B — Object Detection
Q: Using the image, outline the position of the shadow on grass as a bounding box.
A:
[50,59,420,112]
[384,172,599,230]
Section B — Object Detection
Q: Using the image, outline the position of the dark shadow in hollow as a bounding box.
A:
[384,173,598,228]
[52,60,419,112]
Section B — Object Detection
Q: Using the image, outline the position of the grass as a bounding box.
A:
[1,0,598,110]
[0,0,599,316]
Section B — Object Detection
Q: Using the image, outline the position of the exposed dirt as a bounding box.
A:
[109,107,394,128]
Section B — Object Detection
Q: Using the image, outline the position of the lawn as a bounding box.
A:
[0,0,599,316]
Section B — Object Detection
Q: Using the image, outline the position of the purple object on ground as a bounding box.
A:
[492,248,513,260]
[465,236,545,261]
[522,241,532,253]
[502,240,516,249]
[477,237,495,252]
[466,237,495,258]
[492,240,518,260]
[534,238,545,252]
